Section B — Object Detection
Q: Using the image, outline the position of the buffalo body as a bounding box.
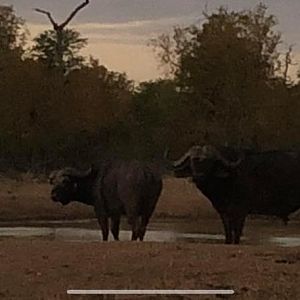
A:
[172,145,300,244]
[50,160,162,241]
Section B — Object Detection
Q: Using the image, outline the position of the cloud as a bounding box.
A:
[27,23,48,38]
[26,19,167,81]
[6,0,207,24]
[84,41,160,82]
[76,15,199,31]
[28,14,198,44]
[27,5,300,80]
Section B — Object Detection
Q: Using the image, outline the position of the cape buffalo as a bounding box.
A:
[171,145,300,244]
[49,160,162,241]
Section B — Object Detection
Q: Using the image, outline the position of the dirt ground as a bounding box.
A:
[0,175,299,300]
[0,240,299,300]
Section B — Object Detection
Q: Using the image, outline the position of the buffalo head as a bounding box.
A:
[49,167,94,205]
[172,145,244,179]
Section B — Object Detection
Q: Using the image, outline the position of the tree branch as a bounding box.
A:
[34,1,90,30]
[283,45,294,84]
[34,8,58,29]
[60,0,90,28]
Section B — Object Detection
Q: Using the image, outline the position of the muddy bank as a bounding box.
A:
[0,219,300,247]
[0,240,299,299]
[1,176,299,300]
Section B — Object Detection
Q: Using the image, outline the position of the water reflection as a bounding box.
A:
[0,223,299,247]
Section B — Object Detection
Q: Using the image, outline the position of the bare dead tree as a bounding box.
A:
[283,45,297,85]
[34,0,90,71]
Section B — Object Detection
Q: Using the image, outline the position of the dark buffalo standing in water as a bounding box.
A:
[49,160,162,241]
[171,145,300,244]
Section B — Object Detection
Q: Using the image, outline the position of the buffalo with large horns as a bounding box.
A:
[171,145,300,244]
[49,160,162,241]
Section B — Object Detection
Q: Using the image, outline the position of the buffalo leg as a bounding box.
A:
[97,216,109,241]
[111,215,121,241]
[282,216,289,226]
[220,214,233,244]
[233,216,246,244]
[128,216,140,241]
[131,219,140,241]
[138,215,150,241]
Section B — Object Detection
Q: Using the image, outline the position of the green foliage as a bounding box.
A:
[131,80,181,157]
[0,4,300,172]
[0,5,27,53]
[31,28,87,73]
[0,54,134,170]
[177,6,280,95]
[151,4,300,151]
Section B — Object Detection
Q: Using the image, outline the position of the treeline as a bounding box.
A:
[0,4,299,172]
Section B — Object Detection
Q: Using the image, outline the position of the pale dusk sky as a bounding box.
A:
[2,0,300,82]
